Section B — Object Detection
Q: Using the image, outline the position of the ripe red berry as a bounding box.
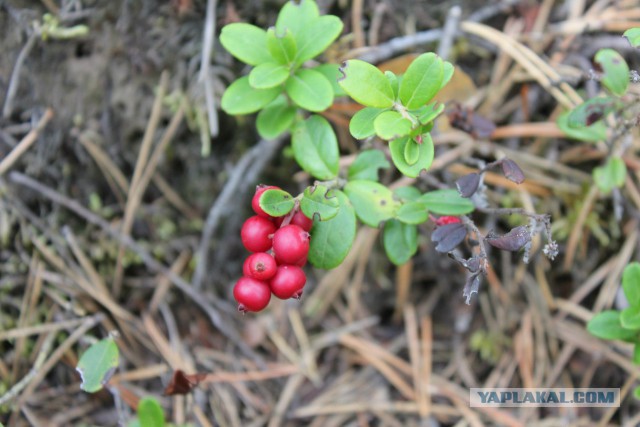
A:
[252,185,280,218]
[233,277,271,312]
[241,216,276,252]
[290,210,313,231]
[269,265,306,300]
[243,252,277,281]
[272,225,310,265]
[435,215,462,226]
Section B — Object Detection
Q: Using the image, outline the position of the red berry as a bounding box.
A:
[233,277,271,312]
[252,185,280,218]
[241,216,276,252]
[290,210,313,231]
[294,254,307,267]
[269,265,306,299]
[243,252,277,281]
[272,225,310,265]
[435,216,461,226]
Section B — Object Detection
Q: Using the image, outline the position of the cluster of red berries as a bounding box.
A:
[434,215,461,226]
[233,185,313,313]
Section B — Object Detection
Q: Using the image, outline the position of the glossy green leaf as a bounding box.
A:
[349,107,385,139]
[393,186,421,202]
[389,135,435,178]
[587,310,638,341]
[567,97,618,128]
[374,111,412,140]
[286,69,333,112]
[256,96,296,139]
[138,397,166,427]
[413,101,445,125]
[276,0,319,38]
[441,61,454,89]
[76,337,119,393]
[294,15,343,65]
[395,201,428,224]
[621,306,640,330]
[556,110,607,142]
[343,180,399,227]
[308,190,356,269]
[300,184,340,221]
[314,64,347,97]
[249,62,289,89]
[593,157,626,194]
[348,149,390,181]
[403,138,420,166]
[418,189,474,215]
[221,76,280,115]
[634,342,640,365]
[623,262,640,307]
[259,189,295,217]
[267,27,297,65]
[399,52,444,109]
[220,23,271,66]
[385,71,399,98]
[338,60,395,108]
[383,219,418,265]
[595,48,629,96]
[623,28,640,48]
[292,115,339,180]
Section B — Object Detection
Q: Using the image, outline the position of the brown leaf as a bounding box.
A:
[486,226,530,252]
[501,159,525,184]
[432,223,467,253]
[456,173,481,198]
[164,370,206,396]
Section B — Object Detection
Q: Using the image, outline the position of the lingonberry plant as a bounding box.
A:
[222,0,555,310]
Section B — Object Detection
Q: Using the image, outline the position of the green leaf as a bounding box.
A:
[349,107,385,139]
[567,97,618,128]
[259,189,295,217]
[623,262,640,307]
[76,337,119,393]
[556,110,607,142]
[385,71,399,98]
[593,157,626,194]
[138,397,166,427]
[441,61,454,89]
[395,201,428,224]
[595,48,629,96]
[285,69,333,112]
[220,23,272,66]
[249,62,289,89]
[393,186,421,202]
[403,138,420,166]
[587,311,638,341]
[221,76,280,115]
[399,52,444,109]
[383,220,418,265]
[623,28,640,48]
[292,115,339,180]
[413,101,445,125]
[418,189,474,215]
[338,60,395,108]
[276,0,319,38]
[348,149,390,181]
[294,15,343,65]
[267,27,297,65]
[343,180,399,227]
[308,190,356,269]
[256,96,296,139]
[389,135,435,178]
[374,111,413,140]
[314,64,347,97]
[634,342,640,365]
[300,184,340,221]
[634,386,640,400]
[621,306,640,330]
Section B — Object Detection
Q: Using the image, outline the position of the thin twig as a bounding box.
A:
[198,0,219,138]
[0,108,54,176]
[2,33,38,119]
[437,6,461,61]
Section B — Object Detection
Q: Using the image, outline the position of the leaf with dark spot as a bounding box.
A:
[501,159,525,184]
[456,173,481,198]
[432,222,467,253]
[486,226,530,251]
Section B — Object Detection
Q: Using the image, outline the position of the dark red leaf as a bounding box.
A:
[164,370,206,396]
[456,173,481,198]
[486,226,530,251]
[501,159,525,184]
[432,222,467,253]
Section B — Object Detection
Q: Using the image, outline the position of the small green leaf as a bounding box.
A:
[314,64,347,97]
[403,138,420,166]
[413,101,445,125]
[349,107,385,139]
[259,189,295,217]
[389,135,435,178]
[634,342,640,365]
[292,115,339,180]
[587,311,638,341]
[634,386,640,400]
[395,201,428,224]
[441,61,454,89]
[343,180,400,227]
[385,71,399,98]
[285,69,334,112]
[221,76,280,115]
[556,110,607,142]
[623,28,640,48]
[294,15,343,65]
[276,0,320,38]
[348,149,390,181]
[300,184,340,221]
[338,60,395,108]
[249,62,289,89]
[383,220,418,265]
[138,397,166,427]
[593,157,626,194]
[267,27,297,65]
[76,337,119,393]
[621,306,640,330]
[374,111,412,140]
[220,23,272,66]
[393,186,421,202]
[595,48,629,96]
[623,262,640,307]
[399,52,444,109]
[256,96,296,139]
[418,189,474,215]
[308,190,356,269]
[567,97,618,128]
